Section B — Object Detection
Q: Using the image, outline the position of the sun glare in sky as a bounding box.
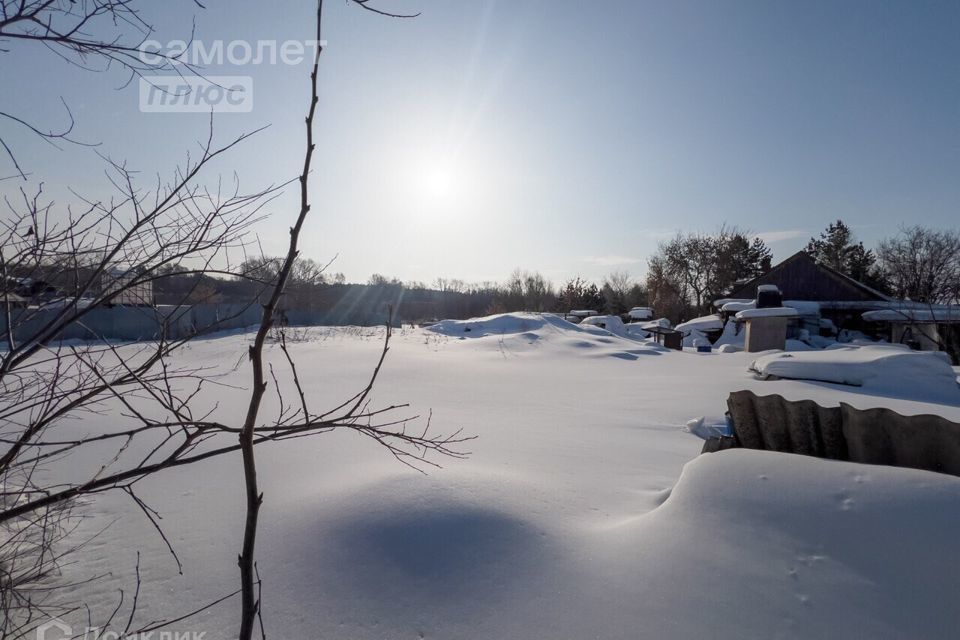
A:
[419,165,457,201]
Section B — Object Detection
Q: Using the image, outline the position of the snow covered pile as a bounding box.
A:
[625,317,672,338]
[714,317,745,349]
[682,329,708,348]
[426,312,664,358]
[612,449,960,639]
[623,324,650,338]
[627,306,653,321]
[749,344,959,401]
[427,312,577,338]
[641,318,671,330]
[579,314,627,336]
[675,314,723,348]
[675,314,724,333]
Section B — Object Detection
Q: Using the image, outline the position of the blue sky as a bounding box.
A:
[2,0,958,285]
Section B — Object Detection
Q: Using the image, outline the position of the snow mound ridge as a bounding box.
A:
[427,312,588,338]
[424,312,667,358]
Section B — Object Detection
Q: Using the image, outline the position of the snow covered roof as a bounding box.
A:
[675,314,724,333]
[862,308,960,323]
[641,318,672,330]
[782,300,821,316]
[628,307,653,319]
[728,251,894,303]
[721,301,755,313]
[735,307,798,320]
[713,298,752,308]
[819,262,894,302]
[580,315,628,336]
[721,299,819,315]
[823,300,959,311]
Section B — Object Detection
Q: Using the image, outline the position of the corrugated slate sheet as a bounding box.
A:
[704,390,960,477]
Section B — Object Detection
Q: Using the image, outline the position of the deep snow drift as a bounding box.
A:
[32,313,960,639]
[750,344,959,404]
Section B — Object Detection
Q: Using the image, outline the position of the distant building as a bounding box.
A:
[563,309,598,324]
[862,308,960,364]
[101,268,154,306]
[725,251,892,331]
[14,277,57,301]
[627,306,653,322]
[721,251,960,362]
[0,292,28,308]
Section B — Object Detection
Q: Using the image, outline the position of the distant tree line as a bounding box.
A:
[8,222,958,327]
[140,262,651,324]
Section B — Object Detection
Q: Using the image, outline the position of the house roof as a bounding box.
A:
[728,251,892,304]
[863,308,960,323]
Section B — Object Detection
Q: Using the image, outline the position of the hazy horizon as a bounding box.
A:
[3,0,958,285]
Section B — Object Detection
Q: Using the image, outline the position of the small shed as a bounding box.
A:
[0,292,28,308]
[565,309,598,324]
[101,268,154,306]
[643,325,683,350]
[862,308,960,364]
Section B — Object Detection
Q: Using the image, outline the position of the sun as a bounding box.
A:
[419,166,457,200]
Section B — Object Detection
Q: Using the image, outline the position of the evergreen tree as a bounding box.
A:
[557,277,604,311]
[805,220,853,272]
[806,220,888,290]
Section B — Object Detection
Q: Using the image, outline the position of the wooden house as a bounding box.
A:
[726,251,892,333]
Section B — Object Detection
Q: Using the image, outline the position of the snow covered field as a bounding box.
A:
[48,314,960,639]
